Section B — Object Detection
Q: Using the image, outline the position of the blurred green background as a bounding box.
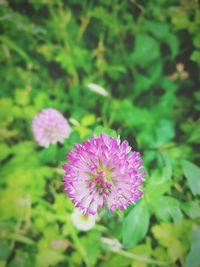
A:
[0,0,200,267]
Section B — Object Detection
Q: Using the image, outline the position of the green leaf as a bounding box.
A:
[63,131,81,150]
[188,123,200,144]
[94,126,117,138]
[130,34,160,67]
[190,50,200,65]
[147,61,163,83]
[15,89,30,106]
[145,165,172,202]
[165,33,179,58]
[151,196,183,224]
[155,119,175,146]
[0,143,11,161]
[181,201,200,219]
[36,250,65,267]
[0,240,12,261]
[99,254,132,267]
[186,228,200,267]
[106,65,126,80]
[122,201,150,248]
[8,234,34,246]
[80,231,101,267]
[134,73,154,95]
[193,32,200,49]
[131,240,153,267]
[144,20,169,39]
[181,160,200,196]
[0,36,32,64]
[152,223,185,262]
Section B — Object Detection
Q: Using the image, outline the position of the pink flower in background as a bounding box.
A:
[32,108,71,147]
[63,133,145,215]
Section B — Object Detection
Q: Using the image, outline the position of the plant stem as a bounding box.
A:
[103,242,172,266]
[66,216,89,267]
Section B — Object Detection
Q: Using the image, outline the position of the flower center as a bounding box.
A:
[97,163,114,181]
[46,128,57,138]
[94,174,112,196]
[80,214,89,221]
[87,168,113,197]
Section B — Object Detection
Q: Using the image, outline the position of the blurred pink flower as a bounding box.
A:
[63,133,145,215]
[51,240,69,249]
[32,108,71,147]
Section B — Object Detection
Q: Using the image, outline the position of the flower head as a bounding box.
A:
[32,108,71,147]
[71,209,97,231]
[63,133,145,215]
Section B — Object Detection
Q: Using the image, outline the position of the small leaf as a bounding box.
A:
[190,51,200,65]
[151,196,183,224]
[152,223,185,262]
[181,201,200,219]
[193,32,200,49]
[165,33,179,58]
[130,34,160,67]
[122,201,150,248]
[181,160,200,196]
[145,165,172,202]
[144,20,169,39]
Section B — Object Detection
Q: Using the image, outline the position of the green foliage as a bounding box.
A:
[0,0,199,266]
[152,221,191,263]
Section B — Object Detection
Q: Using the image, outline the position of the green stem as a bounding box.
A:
[107,246,172,266]
[0,36,32,64]
[66,216,89,267]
